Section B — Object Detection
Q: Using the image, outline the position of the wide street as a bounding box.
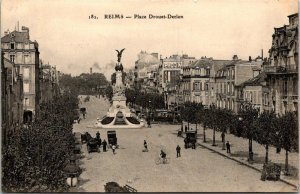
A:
[72,95,295,192]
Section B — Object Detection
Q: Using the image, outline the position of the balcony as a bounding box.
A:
[282,95,298,102]
[264,65,298,74]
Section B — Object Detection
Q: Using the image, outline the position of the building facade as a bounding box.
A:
[134,51,160,92]
[264,13,298,115]
[1,53,24,144]
[215,56,262,113]
[40,63,60,103]
[1,26,40,121]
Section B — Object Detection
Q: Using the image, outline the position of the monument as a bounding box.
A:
[96,49,145,128]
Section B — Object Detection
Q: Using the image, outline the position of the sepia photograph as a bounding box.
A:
[1,0,299,192]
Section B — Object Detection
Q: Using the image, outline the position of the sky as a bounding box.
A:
[1,0,298,79]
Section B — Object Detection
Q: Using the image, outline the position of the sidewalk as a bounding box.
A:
[182,122,299,189]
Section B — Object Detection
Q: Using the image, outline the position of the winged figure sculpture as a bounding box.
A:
[115,48,125,62]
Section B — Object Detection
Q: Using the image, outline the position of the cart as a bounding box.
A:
[87,138,100,153]
[261,163,281,181]
[107,130,118,147]
[184,131,197,148]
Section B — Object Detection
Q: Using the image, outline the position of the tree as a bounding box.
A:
[180,102,196,130]
[201,108,210,143]
[278,112,298,175]
[254,110,277,164]
[189,102,200,131]
[105,85,113,102]
[238,102,259,161]
[216,108,234,150]
[207,104,218,146]
[194,103,204,133]
[2,91,78,192]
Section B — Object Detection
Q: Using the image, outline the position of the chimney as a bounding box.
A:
[261,49,263,59]
[90,67,93,74]
[249,56,252,62]
[22,26,30,39]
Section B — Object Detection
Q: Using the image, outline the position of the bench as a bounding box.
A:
[123,184,137,192]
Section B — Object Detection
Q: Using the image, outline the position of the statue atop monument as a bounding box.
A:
[115,48,125,71]
[115,48,125,62]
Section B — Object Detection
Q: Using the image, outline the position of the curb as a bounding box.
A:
[196,142,298,189]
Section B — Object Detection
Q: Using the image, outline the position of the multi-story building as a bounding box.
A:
[40,62,60,103]
[236,71,268,113]
[182,54,197,67]
[1,53,24,144]
[134,51,160,92]
[215,55,262,113]
[1,26,40,121]
[264,13,298,115]
[180,57,230,106]
[158,54,183,92]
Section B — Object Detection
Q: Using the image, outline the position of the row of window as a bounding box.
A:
[216,82,234,95]
[193,81,209,91]
[9,54,32,64]
[216,99,235,110]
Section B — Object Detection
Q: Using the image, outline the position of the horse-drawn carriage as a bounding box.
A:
[184,131,197,149]
[81,132,92,144]
[87,138,100,153]
[107,130,118,147]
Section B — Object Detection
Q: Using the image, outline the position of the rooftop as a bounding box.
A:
[1,30,34,44]
[238,72,267,87]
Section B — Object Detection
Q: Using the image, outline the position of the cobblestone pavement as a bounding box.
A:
[71,96,297,192]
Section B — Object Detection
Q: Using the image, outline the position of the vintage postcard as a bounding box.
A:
[1,0,299,192]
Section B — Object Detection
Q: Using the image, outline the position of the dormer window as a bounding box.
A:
[10,43,15,49]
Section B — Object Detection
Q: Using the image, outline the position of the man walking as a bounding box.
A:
[226,141,231,153]
[191,138,196,149]
[144,140,148,151]
[102,139,107,152]
[176,145,181,158]
[185,125,187,133]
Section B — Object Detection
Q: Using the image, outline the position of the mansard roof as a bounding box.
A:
[1,30,34,43]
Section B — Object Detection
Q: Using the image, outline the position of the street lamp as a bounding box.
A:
[165,92,169,110]
[63,155,81,187]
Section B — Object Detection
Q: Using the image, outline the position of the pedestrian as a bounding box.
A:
[221,132,225,143]
[176,145,181,157]
[184,138,188,149]
[185,125,187,133]
[181,124,183,132]
[192,138,196,149]
[226,141,231,153]
[112,144,116,155]
[147,119,151,128]
[102,139,107,152]
[144,140,148,151]
[96,131,100,139]
[83,112,86,119]
[78,118,81,124]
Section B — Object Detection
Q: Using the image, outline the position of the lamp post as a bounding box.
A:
[165,92,169,110]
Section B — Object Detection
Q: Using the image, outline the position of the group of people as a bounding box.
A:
[143,140,182,160]
[95,131,108,153]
